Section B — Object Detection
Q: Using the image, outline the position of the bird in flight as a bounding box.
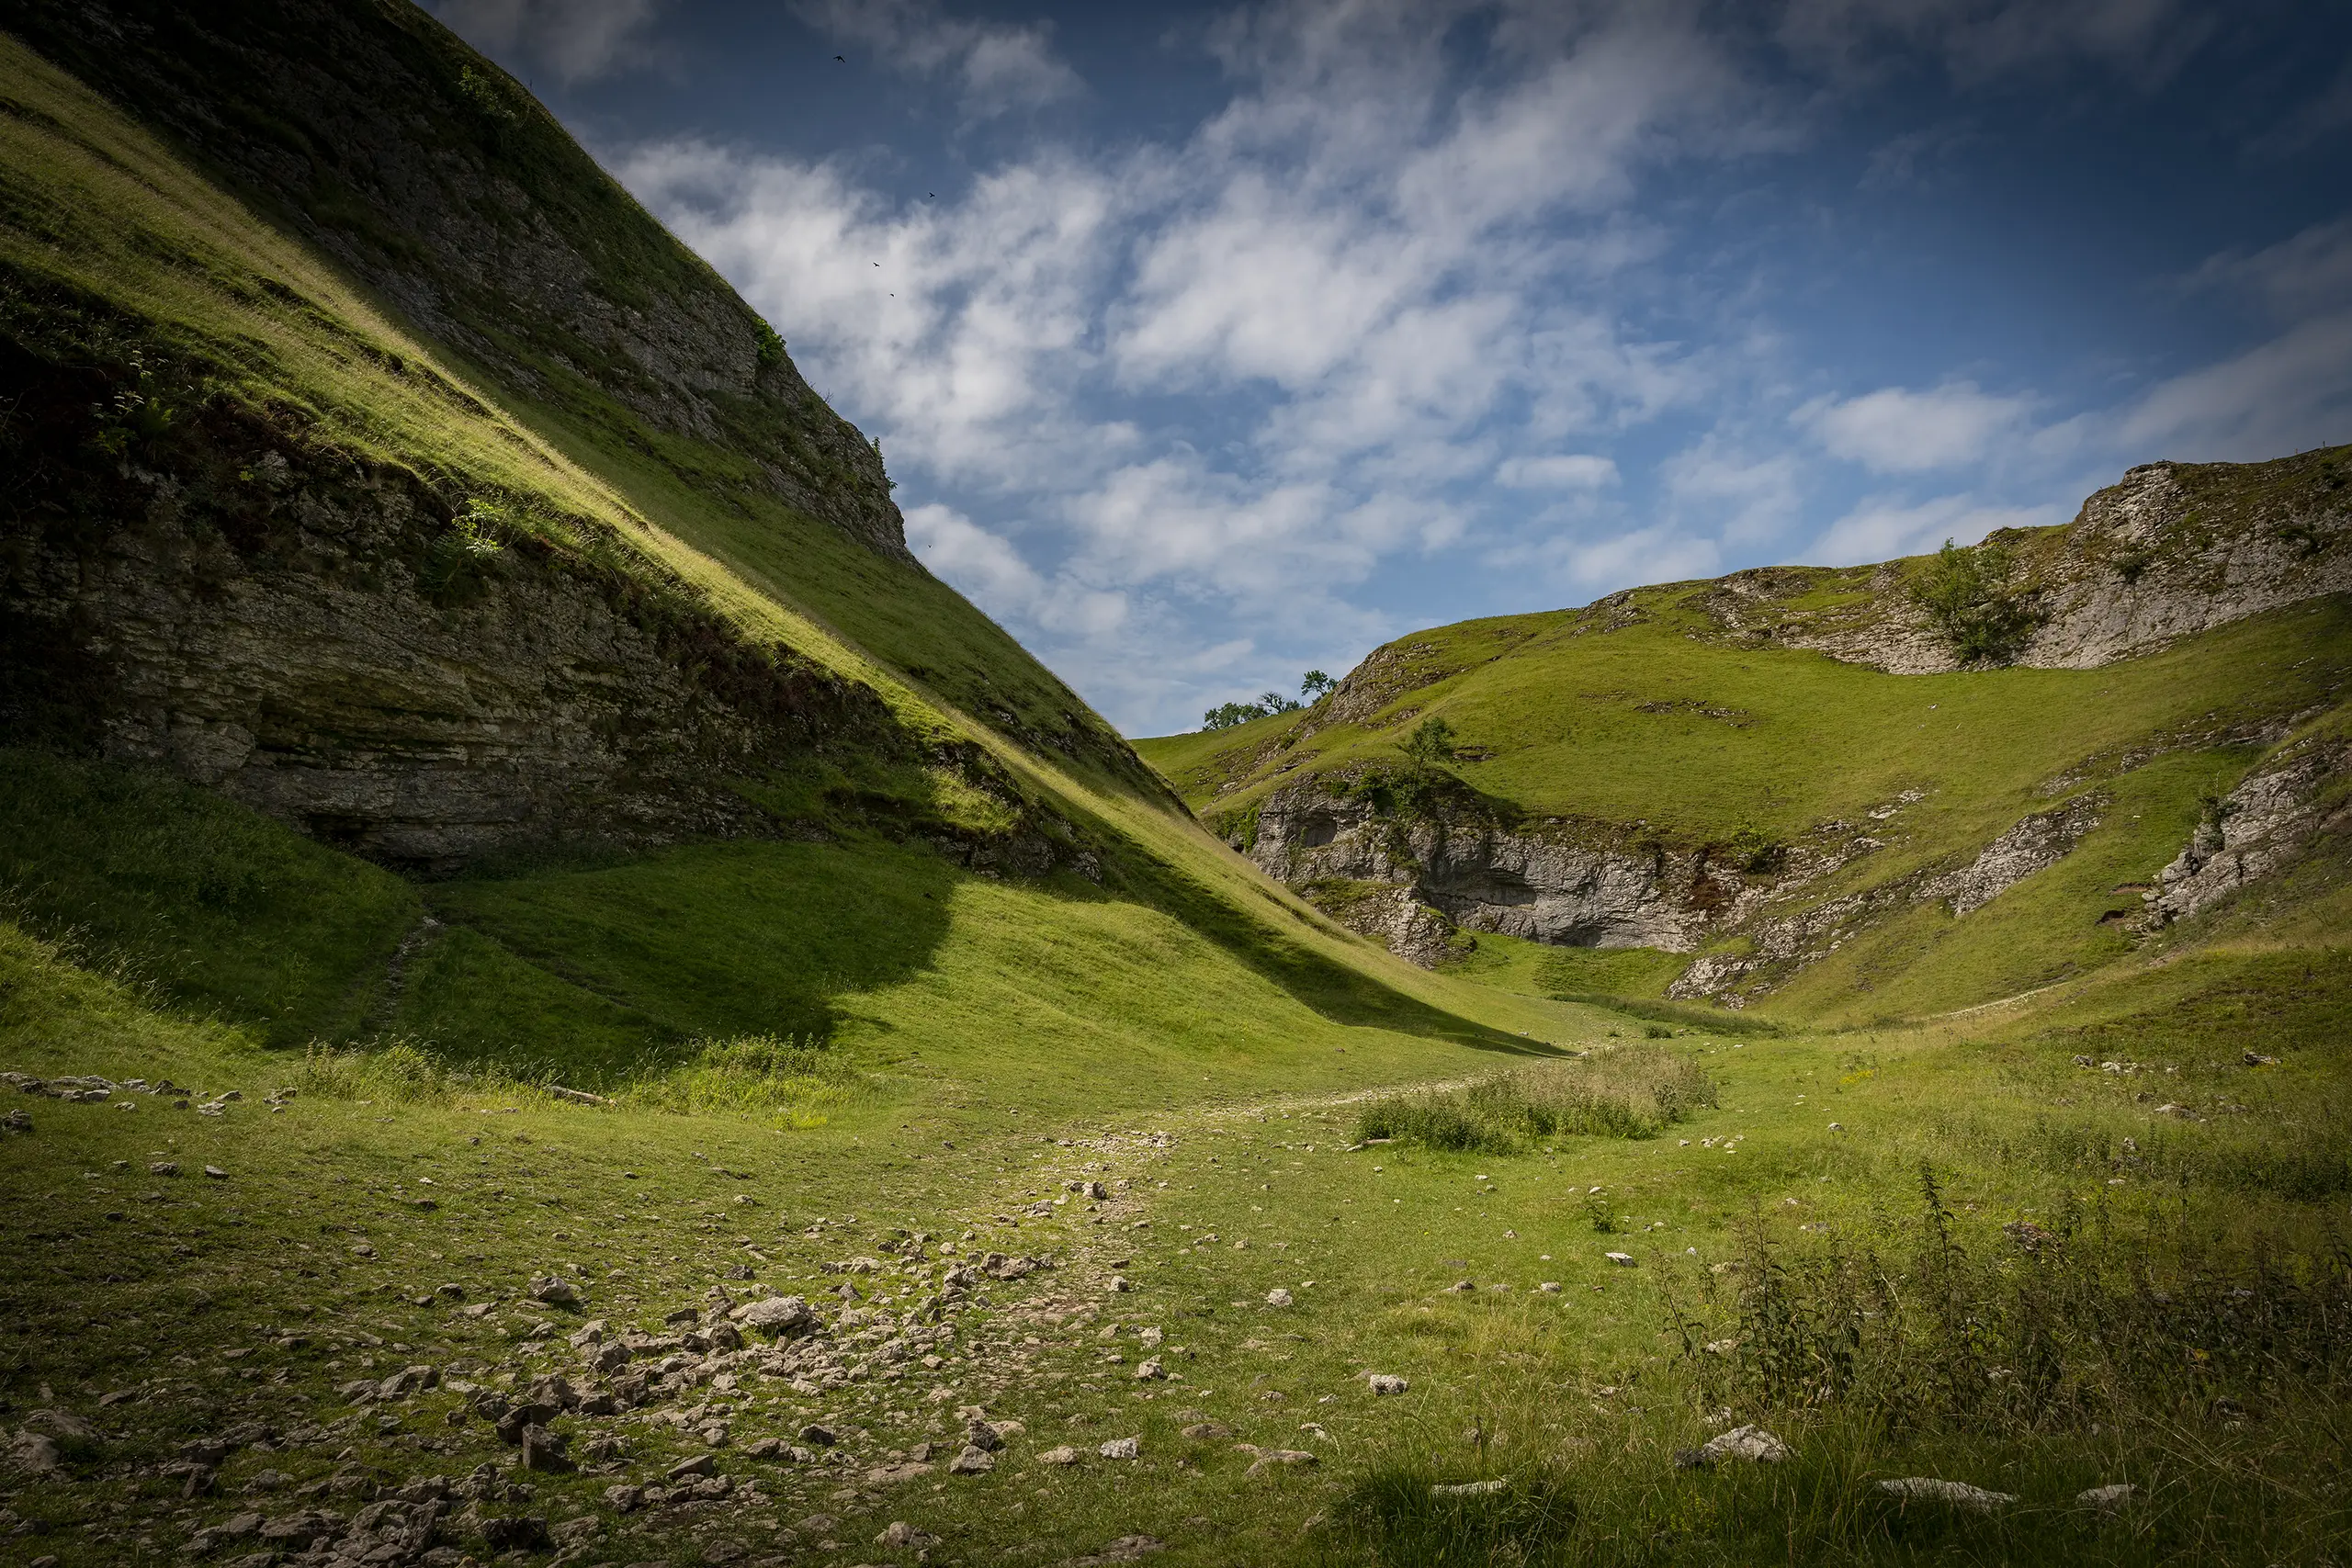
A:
[834,54,845,63]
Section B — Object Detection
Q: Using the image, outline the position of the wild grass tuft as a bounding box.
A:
[1325,1465,1578,1567]
[1355,1047,1716,1152]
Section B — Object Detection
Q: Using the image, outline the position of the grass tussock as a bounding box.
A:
[293,1032,867,1125]
[1355,1047,1716,1152]
[1326,1465,1578,1567]
[1680,1167,2352,1436]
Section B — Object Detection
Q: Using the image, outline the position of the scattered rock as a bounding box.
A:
[1070,1535,1165,1564]
[733,1294,819,1336]
[666,1453,717,1481]
[1443,1280,1476,1293]
[2077,1482,2139,1511]
[1181,1422,1231,1440]
[1604,1252,1636,1267]
[799,1424,837,1447]
[7,1429,61,1472]
[1109,1276,1134,1293]
[1676,1425,1789,1468]
[527,1273,581,1307]
[876,1520,940,1550]
[519,1424,572,1472]
[1876,1477,2018,1511]
[1098,1436,1141,1460]
[948,1445,996,1474]
[1037,1445,1080,1465]
[1367,1374,1408,1395]
[1264,1288,1294,1307]
[1240,1445,1317,1476]
[1431,1479,1508,1497]
[550,1515,602,1547]
[203,1165,229,1179]
[1135,1358,1166,1381]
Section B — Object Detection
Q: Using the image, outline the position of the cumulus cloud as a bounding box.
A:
[435,0,661,85]
[1498,454,1619,489]
[2120,311,2352,460]
[1800,381,2035,472]
[791,0,1081,118]
[1805,492,2065,564]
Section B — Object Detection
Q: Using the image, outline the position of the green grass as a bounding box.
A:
[1139,584,2351,1023]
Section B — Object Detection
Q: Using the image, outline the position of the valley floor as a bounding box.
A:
[5,838,2349,1567]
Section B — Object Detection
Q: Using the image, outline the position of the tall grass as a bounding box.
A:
[293,1032,867,1124]
[1355,1047,1716,1152]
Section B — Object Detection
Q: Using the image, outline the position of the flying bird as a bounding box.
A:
[834,54,844,62]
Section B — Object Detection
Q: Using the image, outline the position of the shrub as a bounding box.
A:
[1908,537,2041,664]
[1401,716,1458,770]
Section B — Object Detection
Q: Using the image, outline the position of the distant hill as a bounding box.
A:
[1137,448,2352,1022]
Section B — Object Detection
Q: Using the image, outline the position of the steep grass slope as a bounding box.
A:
[0,6,1572,1069]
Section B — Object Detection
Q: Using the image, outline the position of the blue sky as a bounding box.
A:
[431,0,2352,736]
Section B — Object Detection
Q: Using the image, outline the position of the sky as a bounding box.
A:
[429,0,2352,737]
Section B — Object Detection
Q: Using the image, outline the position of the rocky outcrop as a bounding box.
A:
[1755,452,2351,674]
[0,352,893,872]
[1242,776,1764,964]
[1919,794,2107,916]
[2145,737,2349,925]
[7,0,912,564]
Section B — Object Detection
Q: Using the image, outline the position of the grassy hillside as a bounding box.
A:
[1136,554,2351,1022]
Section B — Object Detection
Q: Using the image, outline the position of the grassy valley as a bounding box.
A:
[2,4,2350,1567]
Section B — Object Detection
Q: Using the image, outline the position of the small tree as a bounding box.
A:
[1909,537,2040,664]
[1301,670,1336,700]
[1401,716,1457,770]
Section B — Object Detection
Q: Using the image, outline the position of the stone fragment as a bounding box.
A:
[203,1165,228,1179]
[1180,1422,1230,1440]
[1367,1373,1408,1395]
[6,1430,61,1472]
[1037,1445,1080,1465]
[733,1295,818,1336]
[965,1418,1004,1453]
[876,1521,939,1550]
[1432,1479,1508,1497]
[1240,1446,1317,1475]
[2077,1483,2139,1510]
[666,1452,717,1480]
[798,1423,837,1447]
[1265,1289,1294,1307]
[1876,1477,2018,1511]
[549,1516,602,1546]
[1604,1252,1636,1267]
[1135,1357,1166,1381]
[1675,1425,1789,1468]
[1098,1436,1140,1460]
[150,1160,179,1177]
[527,1273,580,1307]
[519,1424,572,1472]
[948,1445,996,1474]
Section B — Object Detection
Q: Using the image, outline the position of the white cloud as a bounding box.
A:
[1498,454,1619,489]
[2119,310,2352,461]
[1800,381,2034,472]
[2184,218,2352,322]
[1805,492,2064,565]
[1663,440,1804,547]
[789,0,1081,118]
[434,0,661,85]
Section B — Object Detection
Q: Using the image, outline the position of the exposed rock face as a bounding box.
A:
[8,0,912,564]
[0,359,888,872]
[1762,455,2351,674]
[1243,779,1754,964]
[1920,794,2107,916]
[2147,737,2349,925]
